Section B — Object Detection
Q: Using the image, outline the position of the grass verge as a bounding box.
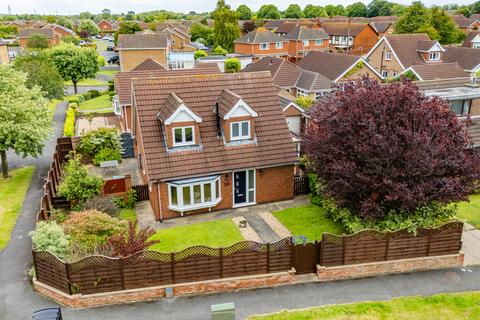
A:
[149,219,244,252]
[79,95,112,112]
[456,194,480,228]
[64,79,108,86]
[248,291,480,319]
[0,166,35,250]
[273,205,345,241]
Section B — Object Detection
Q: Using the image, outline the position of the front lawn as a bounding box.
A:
[248,292,480,320]
[119,209,136,222]
[64,78,108,86]
[97,70,118,77]
[273,205,345,241]
[149,219,244,252]
[0,166,35,250]
[79,95,112,112]
[456,194,480,228]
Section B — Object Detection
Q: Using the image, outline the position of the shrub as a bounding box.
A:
[58,155,103,204]
[225,58,241,73]
[308,173,323,207]
[30,221,70,259]
[108,79,114,92]
[81,91,92,100]
[114,188,137,209]
[67,94,85,107]
[296,96,314,109]
[92,148,122,166]
[88,89,100,98]
[78,127,122,158]
[106,220,159,257]
[62,210,127,252]
[81,195,120,217]
[63,106,75,137]
[194,49,208,59]
[212,46,228,55]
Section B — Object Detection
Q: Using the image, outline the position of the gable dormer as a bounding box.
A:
[417,41,445,63]
[157,92,202,148]
[217,89,258,143]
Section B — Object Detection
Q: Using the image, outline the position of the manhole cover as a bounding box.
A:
[444,271,462,283]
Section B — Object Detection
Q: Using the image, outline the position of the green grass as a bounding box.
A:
[455,194,480,228]
[149,219,244,252]
[97,70,118,77]
[0,166,36,250]
[248,291,480,320]
[119,209,137,222]
[93,40,108,52]
[273,205,345,241]
[47,99,62,119]
[79,95,112,112]
[64,78,108,86]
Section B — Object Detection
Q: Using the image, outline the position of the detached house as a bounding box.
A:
[18,28,60,48]
[131,72,297,220]
[97,20,115,32]
[452,15,480,33]
[444,46,480,75]
[463,31,480,48]
[320,22,378,53]
[234,28,289,60]
[285,25,330,60]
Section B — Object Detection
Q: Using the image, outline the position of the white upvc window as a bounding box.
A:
[315,39,323,46]
[315,92,324,100]
[297,88,308,97]
[385,52,392,61]
[381,70,388,78]
[303,40,309,46]
[172,126,195,146]
[429,52,441,61]
[275,42,283,49]
[168,176,222,212]
[230,120,250,140]
[260,43,269,50]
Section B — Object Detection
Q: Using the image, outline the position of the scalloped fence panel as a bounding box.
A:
[319,222,463,267]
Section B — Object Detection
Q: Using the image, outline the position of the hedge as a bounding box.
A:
[63,105,76,137]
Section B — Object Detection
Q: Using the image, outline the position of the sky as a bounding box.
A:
[1,0,475,15]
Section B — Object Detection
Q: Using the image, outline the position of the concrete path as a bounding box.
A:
[462,223,480,266]
[244,214,280,243]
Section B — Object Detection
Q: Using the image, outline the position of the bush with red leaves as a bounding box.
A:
[106,220,160,257]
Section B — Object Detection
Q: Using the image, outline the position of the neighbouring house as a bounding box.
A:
[462,31,480,48]
[131,58,167,71]
[365,33,447,78]
[117,33,169,71]
[234,27,289,60]
[97,20,115,32]
[370,21,393,36]
[401,62,470,81]
[273,21,321,36]
[444,46,480,75]
[18,28,61,48]
[320,22,378,54]
[114,64,221,132]
[285,25,330,60]
[452,14,480,33]
[131,72,297,220]
[195,54,254,72]
[297,51,383,97]
[0,41,9,65]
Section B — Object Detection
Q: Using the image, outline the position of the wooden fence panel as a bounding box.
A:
[294,175,309,196]
[68,258,123,294]
[33,251,70,294]
[103,177,127,195]
[132,184,149,201]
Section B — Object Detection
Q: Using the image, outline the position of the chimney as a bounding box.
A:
[215,102,222,138]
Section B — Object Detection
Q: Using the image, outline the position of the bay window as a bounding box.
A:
[168,176,222,212]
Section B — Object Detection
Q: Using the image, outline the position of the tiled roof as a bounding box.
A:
[285,25,329,40]
[462,31,480,47]
[157,92,184,121]
[416,40,438,52]
[117,33,168,50]
[451,15,473,27]
[320,22,375,36]
[131,58,167,71]
[410,63,470,81]
[18,28,54,38]
[370,21,392,33]
[275,21,318,34]
[132,72,297,181]
[414,78,472,91]
[384,33,432,68]
[242,56,302,89]
[114,65,221,106]
[297,51,359,81]
[235,28,286,44]
[217,89,241,117]
[295,69,332,91]
[277,90,298,109]
[444,46,480,71]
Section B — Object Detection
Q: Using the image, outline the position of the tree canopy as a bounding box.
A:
[77,19,100,38]
[347,2,368,17]
[212,1,240,52]
[114,21,141,44]
[303,78,480,219]
[284,4,304,18]
[190,23,214,46]
[257,4,281,19]
[26,34,49,49]
[430,7,467,44]
[303,5,328,18]
[225,57,241,73]
[367,0,394,17]
[325,4,346,17]
[0,66,51,178]
[236,4,252,20]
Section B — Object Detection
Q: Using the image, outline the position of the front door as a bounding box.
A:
[234,171,247,205]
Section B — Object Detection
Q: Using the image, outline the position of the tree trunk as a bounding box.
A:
[73,81,78,94]
[1,150,8,179]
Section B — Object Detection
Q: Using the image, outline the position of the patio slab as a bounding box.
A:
[87,158,143,185]
[76,114,120,135]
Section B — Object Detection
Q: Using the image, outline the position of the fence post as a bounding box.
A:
[290,237,294,269]
[319,235,325,266]
[342,237,347,265]
[426,234,432,256]
[266,243,270,273]
[385,233,390,261]
[219,248,223,278]
[65,263,72,295]
[170,252,175,284]
[119,259,125,290]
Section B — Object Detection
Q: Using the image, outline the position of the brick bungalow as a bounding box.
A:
[131,72,297,221]
[320,22,378,54]
[18,28,60,48]
[234,27,289,60]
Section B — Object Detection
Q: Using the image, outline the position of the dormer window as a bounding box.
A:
[429,52,440,61]
[173,126,194,146]
[231,121,250,140]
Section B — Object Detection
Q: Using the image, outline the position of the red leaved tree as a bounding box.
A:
[303,78,480,219]
[106,220,160,257]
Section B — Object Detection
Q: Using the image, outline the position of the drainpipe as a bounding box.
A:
[157,182,163,223]
[380,44,385,78]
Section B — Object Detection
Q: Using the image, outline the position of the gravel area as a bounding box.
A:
[232,216,262,242]
[259,211,292,238]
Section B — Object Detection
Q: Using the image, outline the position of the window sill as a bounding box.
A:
[232,202,256,209]
[169,198,222,213]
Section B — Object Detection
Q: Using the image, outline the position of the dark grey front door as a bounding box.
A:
[234,171,247,204]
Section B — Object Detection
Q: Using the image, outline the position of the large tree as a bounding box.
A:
[347,2,368,17]
[49,45,100,94]
[236,5,252,20]
[367,0,393,17]
[257,4,281,19]
[284,4,304,18]
[395,2,439,40]
[303,5,328,18]
[212,0,240,52]
[114,21,141,44]
[431,7,467,44]
[13,51,64,99]
[26,34,49,49]
[325,4,346,17]
[77,19,100,38]
[303,79,480,219]
[0,66,51,178]
[190,23,214,45]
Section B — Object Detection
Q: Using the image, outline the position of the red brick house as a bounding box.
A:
[285,25,330,61]
[462,31,480,48]
[131,72,297,220]
[320,22,378,54]
[234,27,289,60]
[18,28,61,48]
[97,19,115,32]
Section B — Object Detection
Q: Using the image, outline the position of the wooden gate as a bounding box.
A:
[132,184,149,201]
[292,242,321,274]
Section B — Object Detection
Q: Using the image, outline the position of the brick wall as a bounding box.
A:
[366,42,404,76]
[33,269,295,308]
[234,42,289,57]
[283,105,302,117]
[317,253,464,281]
[119,49,167,71]
[353,26,378,51]
[471,99,480,115]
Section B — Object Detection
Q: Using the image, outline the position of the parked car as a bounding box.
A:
[79,40,86,45]
[32,307,63,320]
[8,51,17,59]
[106,45,115,51]
[108,55,119,64]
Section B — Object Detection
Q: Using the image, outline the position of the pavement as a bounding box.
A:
[2,102,480,319]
